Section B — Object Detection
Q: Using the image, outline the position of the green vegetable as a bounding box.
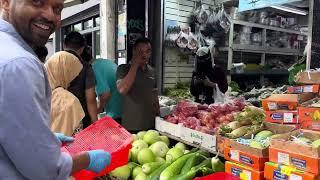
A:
[135,172,147,180]
[148,162,171,180]
[229,81,243,93]
[250,140,265,149]
[132,166,143,179]
[142,162,164,175]
[163,82,192,101]
[312,139,320,148]
[166,147,184,163]
[160,153,196,180]
[180,153,205,174]
[243,124,264,139]
[200,167,214,176]
[226,126,251,139]
[171,159,211,180]
[254,130,273,141]
[109,165,131,180]
[219,121,241,135]
[234,106,266,125]
[211,153,225,172]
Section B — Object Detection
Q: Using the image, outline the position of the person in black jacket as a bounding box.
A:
[190,46,228,104]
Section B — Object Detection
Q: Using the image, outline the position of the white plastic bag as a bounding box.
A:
[213,84,225,103]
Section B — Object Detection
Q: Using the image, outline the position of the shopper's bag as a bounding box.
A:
[213,84,225,103]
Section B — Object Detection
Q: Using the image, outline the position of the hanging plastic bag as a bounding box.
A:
[213,84,225,103]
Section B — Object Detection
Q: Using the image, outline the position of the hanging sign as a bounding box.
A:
[238,0,301,12]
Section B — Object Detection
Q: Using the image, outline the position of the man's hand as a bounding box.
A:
[54,133,74,143]
[194,77,204,86]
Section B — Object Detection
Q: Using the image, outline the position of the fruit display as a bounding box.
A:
[108,130,224,180]
[165,98,246,135]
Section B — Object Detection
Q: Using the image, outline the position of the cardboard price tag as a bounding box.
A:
[240,170,252,180]
[281,166,295,176]
[230,150,240,161]
[283,113,294,123]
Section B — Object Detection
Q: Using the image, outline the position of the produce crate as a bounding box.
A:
[261,94,315,111]
[296,71,320,84]
[287,85,320,94]
[270,129,320,174]
[265,110,299,124]
[62,117,132,180]
[264,162,319,180]
[155,117,182,137]
[225,161,264,180]
[269,147,320,175]
[298,98,320,131]
[217,135,231,155]
[194,172,240,180]
[180,126,216,152]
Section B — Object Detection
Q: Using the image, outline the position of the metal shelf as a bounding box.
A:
[158,131,224,158]
[231,69,289,76]
[233,20,305,35]
[220,44,303,56]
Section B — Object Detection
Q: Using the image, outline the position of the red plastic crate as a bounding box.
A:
[62,116,133,180]
[194,172,240,180]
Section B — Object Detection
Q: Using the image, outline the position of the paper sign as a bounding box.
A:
[239,0,301,12]
[289,174,302,180]
[278,152,290,165]
[230,150,240,161]
[283,113,294,123]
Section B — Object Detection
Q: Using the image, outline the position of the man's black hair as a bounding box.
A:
[34,46,48,63]
[81,46,93,63]
[64,31,86,51]
[133,37,151,49]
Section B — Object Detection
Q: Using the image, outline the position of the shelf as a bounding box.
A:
[231,69,289,76]
[233,20,305,35]
[158,131,224,158]
[220,44,303,56]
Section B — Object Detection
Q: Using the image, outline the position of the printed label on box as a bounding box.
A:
[303,85,313,93]
[268,102,278,110]
[283,113,294,123]
[289,174,302,180]
[230,150,240,161]
[290,157,306,170]
[240,155,253,165]
[278,152,290,165]
[240,170,252,180]
[273,170,288,180]
[231,167,242,177]
[293,87,303,93]
[271,113,284,120]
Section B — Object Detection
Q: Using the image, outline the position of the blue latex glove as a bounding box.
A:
[54,133,74,143]
[87,150,111,173]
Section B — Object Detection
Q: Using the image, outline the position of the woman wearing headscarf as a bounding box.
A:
[190,46,228,104]
[45,51,85,136]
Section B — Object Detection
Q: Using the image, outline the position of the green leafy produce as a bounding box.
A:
[148,162,171,180]
[250,140,265,149]
[164,82,192,101]
[254,130,273,141]
[243,124,264,139]
[229,81,243,93]
[312,139,320,148]
[180,153,205,174]
[234,106,266,125]
[226,126,251,139]
[109,165,131,180]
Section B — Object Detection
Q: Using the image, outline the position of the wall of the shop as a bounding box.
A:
[163,0,215,88]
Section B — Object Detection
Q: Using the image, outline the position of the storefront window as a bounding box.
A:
[84,19,93,30]
[73,23,82,32]
[95,17,100,27]
[95,31,101,59]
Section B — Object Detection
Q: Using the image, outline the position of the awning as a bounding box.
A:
[64,0,83,8]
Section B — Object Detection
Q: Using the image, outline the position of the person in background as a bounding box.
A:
[34,45,48,63]
[93,58,123,123]
[190,46,228,104]
[0,0,110,179]
[117,37,160,132]
[64,32,98,128]
[81,45,94,64]
[45,51,85,136]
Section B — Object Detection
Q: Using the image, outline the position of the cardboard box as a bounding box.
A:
[269,147,320,175]
[180,126,216,152]
[264,162,319,180]
[155,117,182,137]
[225,161,264,180]
[271,129,320,158]
[296,71,320,85]
[287,85,320,94]
[224,146,269,171]
[217,134,231,154]
[261,94,315,111]
[298,98,320,131]
[265,110,299,124]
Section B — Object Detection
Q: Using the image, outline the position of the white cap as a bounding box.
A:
[196,47,210,57]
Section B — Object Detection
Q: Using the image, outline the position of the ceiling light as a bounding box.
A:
[271,5,308,15]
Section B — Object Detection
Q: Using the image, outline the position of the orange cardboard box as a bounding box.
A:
[265,111,299,124]
[296,71,320,85]
[264,162,319,180]
[224,146,269,171]
[261,94,315,111]
[298,98,320,131]
[216,135,231,154]
[225,161,264,180]
[287,85,320,94]
[269,147,320,175]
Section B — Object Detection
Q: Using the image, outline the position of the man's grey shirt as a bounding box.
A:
[0,19,72,179]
